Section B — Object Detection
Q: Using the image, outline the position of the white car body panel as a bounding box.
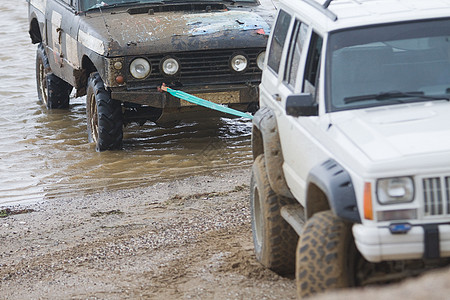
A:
[259,0,450,263]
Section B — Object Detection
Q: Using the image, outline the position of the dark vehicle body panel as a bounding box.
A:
[27,0,274,120]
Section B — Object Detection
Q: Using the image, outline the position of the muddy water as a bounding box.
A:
[0,1,252,206]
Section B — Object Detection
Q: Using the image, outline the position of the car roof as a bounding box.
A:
[280,0,450,33]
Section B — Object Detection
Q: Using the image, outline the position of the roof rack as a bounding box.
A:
[302,0,337,21]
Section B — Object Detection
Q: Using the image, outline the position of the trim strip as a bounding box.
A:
[78,30,105,55]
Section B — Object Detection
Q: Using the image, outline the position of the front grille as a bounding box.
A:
[126,48,263,88]
[422,176,450,216]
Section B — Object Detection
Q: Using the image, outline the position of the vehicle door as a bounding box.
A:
[276,26,329,206]
[45,0,80,85]
[259,9,292,111]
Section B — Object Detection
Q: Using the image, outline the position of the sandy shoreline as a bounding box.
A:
[1,167,450,299]
[0,167,297,299]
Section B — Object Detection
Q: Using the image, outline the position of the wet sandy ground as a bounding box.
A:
[2,167,450,300]
[0,168,298,299]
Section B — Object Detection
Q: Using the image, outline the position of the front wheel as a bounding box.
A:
[296,210,356,298]
[86,72,123,151]
[35,43,72,109]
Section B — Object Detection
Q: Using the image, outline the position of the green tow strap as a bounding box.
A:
[163,86,253,120]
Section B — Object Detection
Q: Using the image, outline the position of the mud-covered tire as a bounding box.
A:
[250,154,298,275]
[35,43,72,109]
[86,72,123,151]
[296,210,356,298]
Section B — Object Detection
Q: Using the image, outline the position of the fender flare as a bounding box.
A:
[306,159,361,223]
[252,107,292,198]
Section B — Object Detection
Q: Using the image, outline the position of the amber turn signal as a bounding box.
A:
[116,75,125,85]
[364,182,373,220]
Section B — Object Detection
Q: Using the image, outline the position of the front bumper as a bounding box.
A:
[353,223,450,262]
[110,84,259,108]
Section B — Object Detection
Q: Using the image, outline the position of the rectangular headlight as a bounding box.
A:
[377,177,414,204]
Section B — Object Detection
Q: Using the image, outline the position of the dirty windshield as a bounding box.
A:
[81,0,255,10]
[326,18,450,112]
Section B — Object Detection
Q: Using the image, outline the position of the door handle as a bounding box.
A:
[56,27,63,44]
[272,94,281,102]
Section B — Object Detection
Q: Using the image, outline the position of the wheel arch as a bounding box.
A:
[29,17,42,44]
[74,55,97,97]
[252,107,292,198]
[251,125,263,160]
[305,183,330,219]
[306,159,361,223]
[82,55,97,76]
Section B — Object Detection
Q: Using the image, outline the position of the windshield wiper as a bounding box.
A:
[162,0,254,3]
[85,1,141,11]
[103,1,141,8]
[218,0,256,3]
[344,91,450,104]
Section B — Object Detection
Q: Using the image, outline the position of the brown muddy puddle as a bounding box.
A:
[0,1,252,206]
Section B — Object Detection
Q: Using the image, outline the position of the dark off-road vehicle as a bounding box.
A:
[27,0,274,151]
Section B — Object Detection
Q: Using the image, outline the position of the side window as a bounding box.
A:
[267,10,292,74]
[303,32,323,97]
[283,20,309,88]
[62,0,74,7]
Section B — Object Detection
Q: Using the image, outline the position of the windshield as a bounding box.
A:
[326,18,450,112]
[80,0,255,11]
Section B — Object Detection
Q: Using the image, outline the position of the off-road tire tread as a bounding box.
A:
[36,43,72,109]
[46,74,72,109]
[296,210,353,298]
[251,154,298,275]
[87,72,123,151]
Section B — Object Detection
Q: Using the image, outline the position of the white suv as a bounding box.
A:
[251,0,450,297]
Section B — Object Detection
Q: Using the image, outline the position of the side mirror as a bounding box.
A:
[285,93,318,117]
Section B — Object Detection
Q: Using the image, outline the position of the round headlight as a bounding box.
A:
[230,54,248,72]
[161,57,180,76]
[130,58,151,79]
[256,51,265,70]
[377,177,414,204]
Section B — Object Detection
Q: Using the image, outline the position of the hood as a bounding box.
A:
[80,8,271,56]
[332,101,450,162]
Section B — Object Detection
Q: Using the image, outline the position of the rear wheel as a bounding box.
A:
[296,210,356,298]
[86,72,123,151]
[250,154,298,275]
[35,43,72,109]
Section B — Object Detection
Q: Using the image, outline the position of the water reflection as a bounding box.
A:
[0,1,252,206]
